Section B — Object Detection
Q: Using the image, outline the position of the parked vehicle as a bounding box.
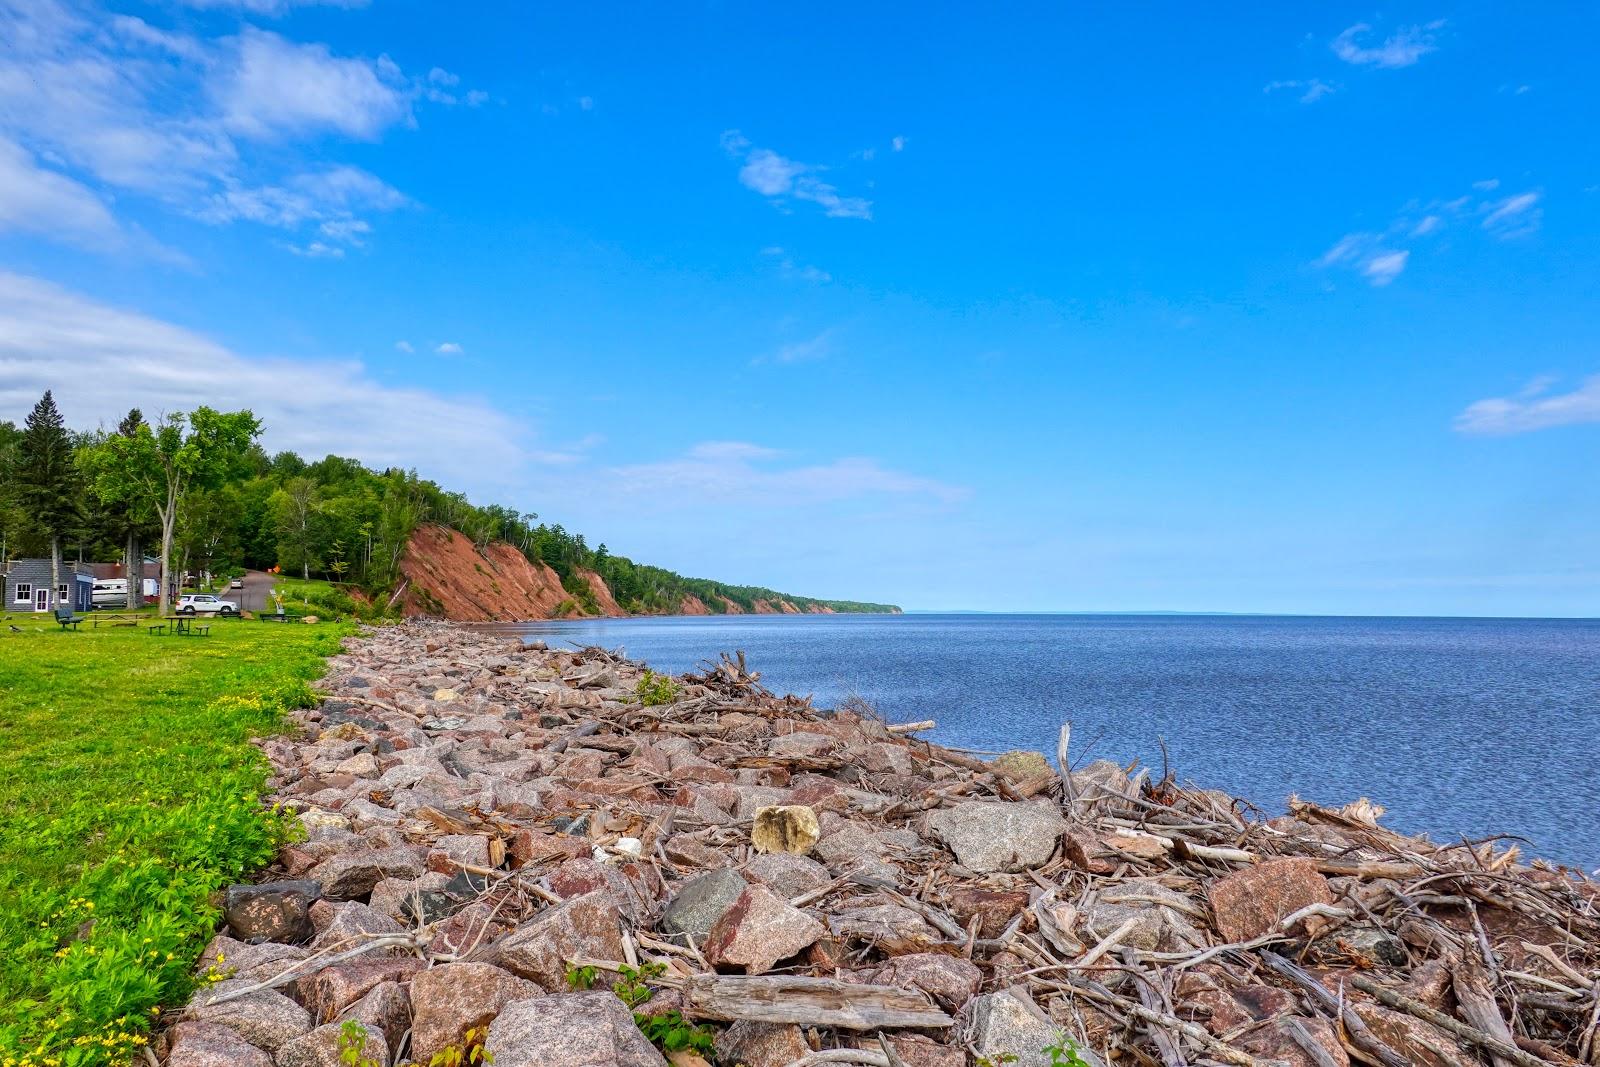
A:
[177,594,239,616]
[92,579,127,607]
[230,577,244,589]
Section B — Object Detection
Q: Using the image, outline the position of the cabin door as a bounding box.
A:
[35,588,49,611]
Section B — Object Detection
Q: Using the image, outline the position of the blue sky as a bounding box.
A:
[2,1,1597,615]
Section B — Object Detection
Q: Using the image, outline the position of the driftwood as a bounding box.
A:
[1350,975,1557,1067]
[682,975,953,1030]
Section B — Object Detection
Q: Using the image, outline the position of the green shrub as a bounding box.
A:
[634,670,680,707]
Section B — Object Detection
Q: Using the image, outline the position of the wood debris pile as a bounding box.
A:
[162,621,1600,1067]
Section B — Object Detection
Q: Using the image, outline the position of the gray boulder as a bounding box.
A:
[961,989,1102,1067]
[190,980,313,1053]
[166,1021,274,1067]
[926,801,1065,873]
[483,993,667,1067]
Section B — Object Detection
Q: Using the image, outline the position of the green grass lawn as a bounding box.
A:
[0,611,351,1066]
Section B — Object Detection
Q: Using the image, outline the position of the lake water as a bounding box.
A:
[484,613,1600,870]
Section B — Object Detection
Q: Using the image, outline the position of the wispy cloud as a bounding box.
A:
[760,246,831,284]
[1362,250,1409,285]
[1481,192,1542,237]
[394,340,414,353]
[0,0,463,256]
[176,0,369,14]
[755,330,833,366]
[434,341,464,356]
[0,136,121,247]
[1331,20,1443,68]
[1316,181,1542,286]
[891,135,907,152]
[609,441,967,506]
[721,130,873,220]
[1264,78,1336,104]
[1317,233,1407,286]
[1455,376,1600,435]
[0,271,525,485]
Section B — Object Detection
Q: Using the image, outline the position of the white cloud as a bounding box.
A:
[1481,191,1542,237]
[609,441,966,506]
[198,166,407,239]
[1317,182,1542,284]
[394,340,414,353]
[723,130,873,220]
[434,341,464,355]
[0,271,525,483]
[0,135,122,246]
[1455,376,1600,435]
[1332,21,1442,68]
[217,28,411,141]
[578,96,594,111]
[175,0,369,13]
[757,330,833,365]
[739,148,804,196]
[1316,232,1409,286]
[1264,79,1336,104]
[284,240,343,258]
[0,0,450,255]
[760,246,831,284]
[891,135,907,152]
[1362,249,1409,285]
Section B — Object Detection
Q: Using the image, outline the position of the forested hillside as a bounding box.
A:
[0,393,899,616]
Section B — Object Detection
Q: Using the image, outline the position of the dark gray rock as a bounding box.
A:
[660,868,748,946]
[225,880,321,944]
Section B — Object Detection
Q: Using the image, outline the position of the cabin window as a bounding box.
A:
[58,584,69,600]
[14,583,30,602]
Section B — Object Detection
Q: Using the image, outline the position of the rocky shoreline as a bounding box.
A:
[161,621,1599,1067]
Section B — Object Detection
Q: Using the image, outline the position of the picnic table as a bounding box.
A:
[173,617,210,637]
[91,613,143,629]
[256,612,304,623]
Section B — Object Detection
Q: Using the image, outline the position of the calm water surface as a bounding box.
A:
[484,613,1600,869]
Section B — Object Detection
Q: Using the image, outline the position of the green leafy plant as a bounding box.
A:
[613,961,667,1009]
[634,671,680,707]
[976,1056,1019,1067]
[1045,1034,1092,1067]
[564,962,598,991]
[634,1010,716,1057]
[424,1026,493,1066]
[338,1020,381,1067]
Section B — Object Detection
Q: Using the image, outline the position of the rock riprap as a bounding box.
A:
[158,621,1600,1066]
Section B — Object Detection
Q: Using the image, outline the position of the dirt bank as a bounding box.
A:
[399,524,572,621]
[401,524,867,622]
[163,622,1599,1067]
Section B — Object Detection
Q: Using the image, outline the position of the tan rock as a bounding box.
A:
[751,804,821,855]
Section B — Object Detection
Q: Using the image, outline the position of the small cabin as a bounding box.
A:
[2,560,95,613]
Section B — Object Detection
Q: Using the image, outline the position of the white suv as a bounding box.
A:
[177,594,240,616]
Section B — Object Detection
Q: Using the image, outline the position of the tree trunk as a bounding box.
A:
[126,531,142,610]
[49,535,60,611]
[159,484,178,617]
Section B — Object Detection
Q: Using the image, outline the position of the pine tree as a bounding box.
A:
[16,391,78,609]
